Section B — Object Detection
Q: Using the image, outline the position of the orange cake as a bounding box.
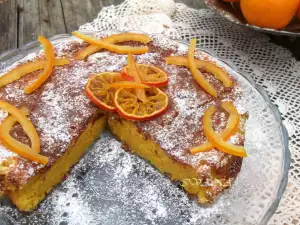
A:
[0,32,247,211]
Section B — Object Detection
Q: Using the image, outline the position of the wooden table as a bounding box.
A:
[1,0,300,59]
[0,0,204,53]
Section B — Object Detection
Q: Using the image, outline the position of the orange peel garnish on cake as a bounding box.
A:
[127,53,147,102]
[122,64,168,87]
[76,33,152,60]
[86,54,169,121]
[0,58,69,88]
[72,31,149,55]
[24,36,55,94]
[165,56,232,87]
[190,101,240,154]
[191,102,247,157]
[0,100,49,165]
[188,39,217,97]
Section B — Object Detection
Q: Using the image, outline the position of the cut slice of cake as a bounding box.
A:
[0,41,108,211]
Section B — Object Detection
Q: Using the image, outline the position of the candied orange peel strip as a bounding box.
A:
[201,102,247,157]
[165,56,233,87]
[0,107,48,165]
[108,81,150,89]
[188,39,217,97]
[76,33,152,60]
[127,54,147,102]
[0,100,40,153]
[72,31,149,55]
[0,58,69,88]
[190,102,240,154]
[0,101,49,164]
[24,36,55,94]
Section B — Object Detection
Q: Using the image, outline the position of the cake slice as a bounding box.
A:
[0,41,107,211]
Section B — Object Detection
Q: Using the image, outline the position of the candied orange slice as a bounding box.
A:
[190,102,239,154]
[86,72,124,111]
[202,103,247,157]
[24,36,55,94]
[165,56,233,87]
[0,100,40,153]
[0,58,69,88]
[188,39,217,97]
[122,64,168,87]
[76,33,152,60]
[0,107,48,165]
[72,32,149,55]
[114,87,168,121]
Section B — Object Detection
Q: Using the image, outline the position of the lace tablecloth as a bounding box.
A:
[79,1,300,224]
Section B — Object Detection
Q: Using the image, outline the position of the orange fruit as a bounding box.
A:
[85,72,123,111]
[114,87,168,121]
[240,0,299,29]
[122,64,168,88]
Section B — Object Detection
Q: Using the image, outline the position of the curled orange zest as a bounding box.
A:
[76,33,152,60]
[0,107,48,165]
[108,81,150,89]
[165,56,233,87]
[24,36,55,94]
[0,58,69,88]
[72,31,149,55]
[0,100,40,153]
[127,54,147,102]
[190,102,240,154]
[202,103,247,157]
[188,39,217,97]
[2,107,31,152]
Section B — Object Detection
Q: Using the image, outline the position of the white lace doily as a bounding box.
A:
[79,1,300,224]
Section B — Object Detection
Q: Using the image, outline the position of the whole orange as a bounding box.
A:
[240,0,299,29]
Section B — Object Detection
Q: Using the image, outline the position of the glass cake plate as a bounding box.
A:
[0,31,290,225]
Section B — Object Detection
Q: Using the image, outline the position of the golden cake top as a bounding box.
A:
[0,32,246,190]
